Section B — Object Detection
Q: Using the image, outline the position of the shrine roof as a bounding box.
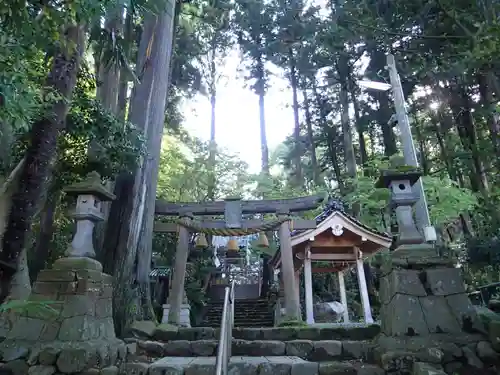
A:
[291,198,390,240]
[149,266,170,278]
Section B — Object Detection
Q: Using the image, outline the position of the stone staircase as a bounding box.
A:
[122,324,385,374]
[199,298,274,327]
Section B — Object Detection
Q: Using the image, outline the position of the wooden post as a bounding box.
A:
[294,269,301,304]
[168,214,192,325]
[304,248,314,324]
[278,212,301,320]
[338,270,349,323]
[355,248,374,323]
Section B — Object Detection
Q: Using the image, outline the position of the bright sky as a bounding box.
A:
[180,49,294,174]
[181,0,329,174]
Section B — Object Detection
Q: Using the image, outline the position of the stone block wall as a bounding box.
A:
[0,258,127,374]
[378,246,482,337]
[375,245,500,374]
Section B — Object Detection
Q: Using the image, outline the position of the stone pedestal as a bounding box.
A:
[0,257,126,374]
[162,304,191,327]
[375,244,492,374]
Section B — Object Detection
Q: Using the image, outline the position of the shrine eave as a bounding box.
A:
[290,210,391,249]
[270,208,392,268]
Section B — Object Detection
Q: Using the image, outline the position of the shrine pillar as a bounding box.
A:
[167,214,192,326]
[304,249,314,324]
[278,212,301,320]
[338,270,349,323]
[355,248,374,324]
[294,269,300,305]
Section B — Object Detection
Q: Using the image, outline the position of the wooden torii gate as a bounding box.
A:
[154,194,325,325]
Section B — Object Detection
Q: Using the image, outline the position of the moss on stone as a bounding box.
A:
[277,319,308,328]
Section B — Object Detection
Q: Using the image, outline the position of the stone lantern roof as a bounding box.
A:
[64,171,116,201]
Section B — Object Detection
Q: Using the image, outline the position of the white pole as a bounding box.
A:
[338,270,349,323]
[386,54,435,241]
[355,250,373,323]
[304,250,315,324]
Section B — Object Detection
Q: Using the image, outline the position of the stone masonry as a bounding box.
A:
[0,257,127,374]
[374,165,497,375]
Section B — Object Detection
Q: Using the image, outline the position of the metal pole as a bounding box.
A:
[386,54,435,241]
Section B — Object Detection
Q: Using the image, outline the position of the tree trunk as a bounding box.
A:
[337,54,356,179]
[348,80,367,167]
[206,35,218,202]
[104,2,176,333]
[117,8,134,121]
[29,187,61,283]
[289,50,302,187]
[256,56,269,175]
[302,88,319,184]
[337,52,358,217]
[367,44,397,156]
[449,84,490,194]
[135,5,176,319]
[312,82,343,191]
[208,90,217,201]
[0,25,85,303]
[478,70,500,171]
[94,7,125,257]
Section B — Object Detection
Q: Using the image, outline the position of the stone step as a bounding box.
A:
[134,339,375,362]
[206,309,273,313]
[203,317,274,323]
[119,357,385,375]
[201,319,275,323]
[205,312,274,317]
[203,314,274,319]
[203,318,274,324]
[200,323,276,328]
[148,325,380,342]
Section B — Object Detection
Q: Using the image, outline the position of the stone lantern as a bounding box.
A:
[373,162,485,374]
[376,167,424,248]
[0,172,126,373]
[64,171,115,259]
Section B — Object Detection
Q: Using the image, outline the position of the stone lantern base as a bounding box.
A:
[161,304,191,327]
[0,257,127,374]
[375,244,493,374]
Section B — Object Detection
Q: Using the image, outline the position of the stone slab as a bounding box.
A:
[53,257,103,272]
[424,268,466,296]
[381,294,429,336]
[136,338,376,362]
[151,325,381,342]
[419,296,462,334]
[149,356,318,375]
[379,269,427,305]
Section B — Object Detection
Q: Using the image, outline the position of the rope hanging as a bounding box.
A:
[176,217,290,236]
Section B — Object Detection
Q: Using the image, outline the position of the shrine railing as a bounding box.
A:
[215,279,235,375]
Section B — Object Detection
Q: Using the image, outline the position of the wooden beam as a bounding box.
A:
[155,194,325,216]
[296,253,356,261]
[310,236,361,248]
[154,219,317,233]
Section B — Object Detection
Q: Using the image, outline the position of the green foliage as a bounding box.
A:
[0,33,45,132]
[423,176,478,227]
[157,134,249,201]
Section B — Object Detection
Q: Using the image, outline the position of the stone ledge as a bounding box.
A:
[149,325,381,342]
[133,338,375,362]
[122,356,320,375]
[374,334,500,374]
[0,339,128,374]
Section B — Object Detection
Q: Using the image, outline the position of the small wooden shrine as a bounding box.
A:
[270,200,392,324]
